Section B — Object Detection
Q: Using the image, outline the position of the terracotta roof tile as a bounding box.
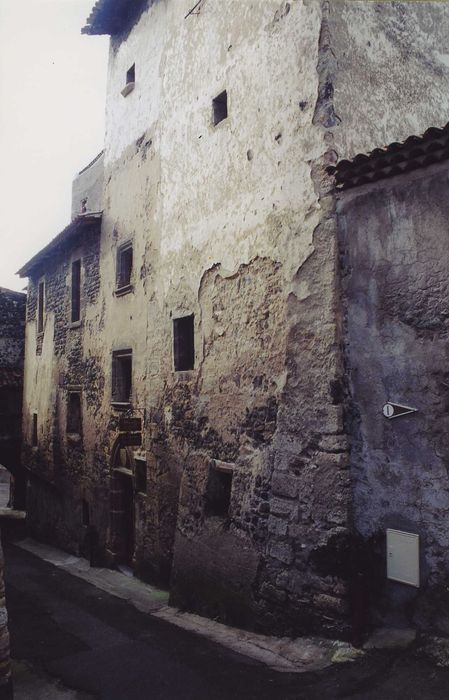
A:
[329,122,449,190]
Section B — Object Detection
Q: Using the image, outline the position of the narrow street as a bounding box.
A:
[3,543,449,700]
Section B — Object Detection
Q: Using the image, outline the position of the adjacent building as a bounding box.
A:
[18,0,449,639]
[0,287,26,508]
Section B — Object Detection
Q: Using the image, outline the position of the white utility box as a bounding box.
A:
[386,529,420,587]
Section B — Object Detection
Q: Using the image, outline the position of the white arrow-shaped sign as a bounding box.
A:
[382,402,418,420]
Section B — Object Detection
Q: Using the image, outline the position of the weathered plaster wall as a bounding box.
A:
[71,151,104,219]
[97,0,351,635]
[329,1,449,159]
[338,162,449,635]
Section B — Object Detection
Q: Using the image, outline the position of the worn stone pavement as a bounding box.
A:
[4,542,449,699]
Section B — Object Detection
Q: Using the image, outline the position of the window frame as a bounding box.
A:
[115,241,134,296]
[66,390,82,437]
[111,349,133,406]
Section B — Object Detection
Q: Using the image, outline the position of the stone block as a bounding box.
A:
[268,516,288,536]
[270,497,297,518]
[268,541,294,565]
[271,473,299,499]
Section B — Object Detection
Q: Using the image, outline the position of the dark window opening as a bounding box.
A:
[32,413,38,447]
[112,350,133,403]
[212,90,228,126]
[37,281,44,333]
[173,315,194,371]
[71,259,81,323]
[205,468,233,518]
[126,64,135,85]
[67,392,82,435]
[82,499,90,526]
[135,458,147,494]
[116,243,133,290]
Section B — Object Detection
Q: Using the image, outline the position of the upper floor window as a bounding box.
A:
[116,242,133,294]
[121,63,135,97]
[37,280,45,334]
[212,90,228,126]
[67,391,82,436]
[173,315,195,371]
[112,349,133,404]
[71,259,81,323]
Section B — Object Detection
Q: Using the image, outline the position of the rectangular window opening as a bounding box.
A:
[116,243,133,291]
[135,458,147,494]
[212,90,228,126]
[37,280,44,334]
[112,350,133,403]
[71,259,81,323]
[67,392,82,435]
[205,468,233,518]
[173,315,194,371]
[126,64,135,85]
[32,413,38,447]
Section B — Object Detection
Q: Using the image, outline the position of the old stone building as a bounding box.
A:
[18,0,449,639]
[0,287,26,509]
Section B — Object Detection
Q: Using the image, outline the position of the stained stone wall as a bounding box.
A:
[338,160,449,635]
[21,0,449,640]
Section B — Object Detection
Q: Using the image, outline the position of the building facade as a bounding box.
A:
[0,287,26,508]
[19,0,449,639]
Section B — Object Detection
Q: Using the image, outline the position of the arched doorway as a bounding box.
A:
[110,438,135,569]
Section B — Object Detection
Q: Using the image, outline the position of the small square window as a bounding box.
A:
[37,280,45,334]
[67,392,82,435]
[205,467,233,518]
[173,315,194,371]
[212,90,228,126]
[121,64,135,97]
[126,64,135,85]
[71,259,81,323]
[116,243,133,291]
[32,413,38,447]
[135,458,147,494]
[112,350,133,403]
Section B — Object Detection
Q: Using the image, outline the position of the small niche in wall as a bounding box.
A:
[212,90,228,126]
[121,63,135,97]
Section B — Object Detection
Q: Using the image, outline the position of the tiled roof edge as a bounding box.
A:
[329,122,449,190]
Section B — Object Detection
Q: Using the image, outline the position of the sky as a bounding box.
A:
[0,0,109,292]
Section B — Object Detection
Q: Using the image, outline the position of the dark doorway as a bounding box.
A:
[110,441,136,569]
[118,472,134,567]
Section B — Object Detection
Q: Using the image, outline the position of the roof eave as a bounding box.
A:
[17,212,102,278]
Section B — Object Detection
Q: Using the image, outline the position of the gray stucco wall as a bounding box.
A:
[338,161,449,634]
[71,152,104,219]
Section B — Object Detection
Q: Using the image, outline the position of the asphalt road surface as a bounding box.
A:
[4,543,449,700]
